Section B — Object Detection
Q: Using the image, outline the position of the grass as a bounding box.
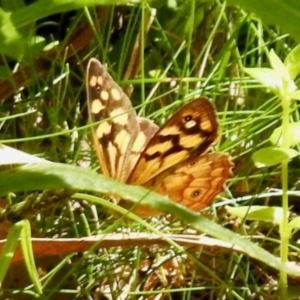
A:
[0,0,300,299]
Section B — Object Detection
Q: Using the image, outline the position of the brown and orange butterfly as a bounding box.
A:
[86,58,233,217]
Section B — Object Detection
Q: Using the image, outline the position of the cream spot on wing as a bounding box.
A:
[161,150,188,167]
[184,119,196,129]
[96,122,111,138]
[97,76,103,86]
[146,140,174,156]
[89,75,97,87]
[159,126,179,136]
[115,129,130,154]
[132,131,147,152]
[91,99,104,114]
[111,88,121,101]
[200,117,213,131]
[110,108,128,125]
[179,134,203,148]
[100,90,109,101]
[107,141,117,178]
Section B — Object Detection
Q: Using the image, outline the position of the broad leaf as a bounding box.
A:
[284,44,300,80]
[227,206,285,225]
[270,123,300,147]
[0,163,299,276]
[252,147,299,167]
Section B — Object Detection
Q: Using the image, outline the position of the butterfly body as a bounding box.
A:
[87,58,233,217]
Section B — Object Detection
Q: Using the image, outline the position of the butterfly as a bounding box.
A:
[86,58,233,217]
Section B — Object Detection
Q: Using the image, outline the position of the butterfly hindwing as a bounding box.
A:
[148,153,233,211]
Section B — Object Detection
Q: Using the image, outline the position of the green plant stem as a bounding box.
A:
[280,160,288,297]
[279,99,291,298]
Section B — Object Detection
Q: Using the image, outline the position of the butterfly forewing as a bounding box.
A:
[127,98,219,185]
[87,58,144,182]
